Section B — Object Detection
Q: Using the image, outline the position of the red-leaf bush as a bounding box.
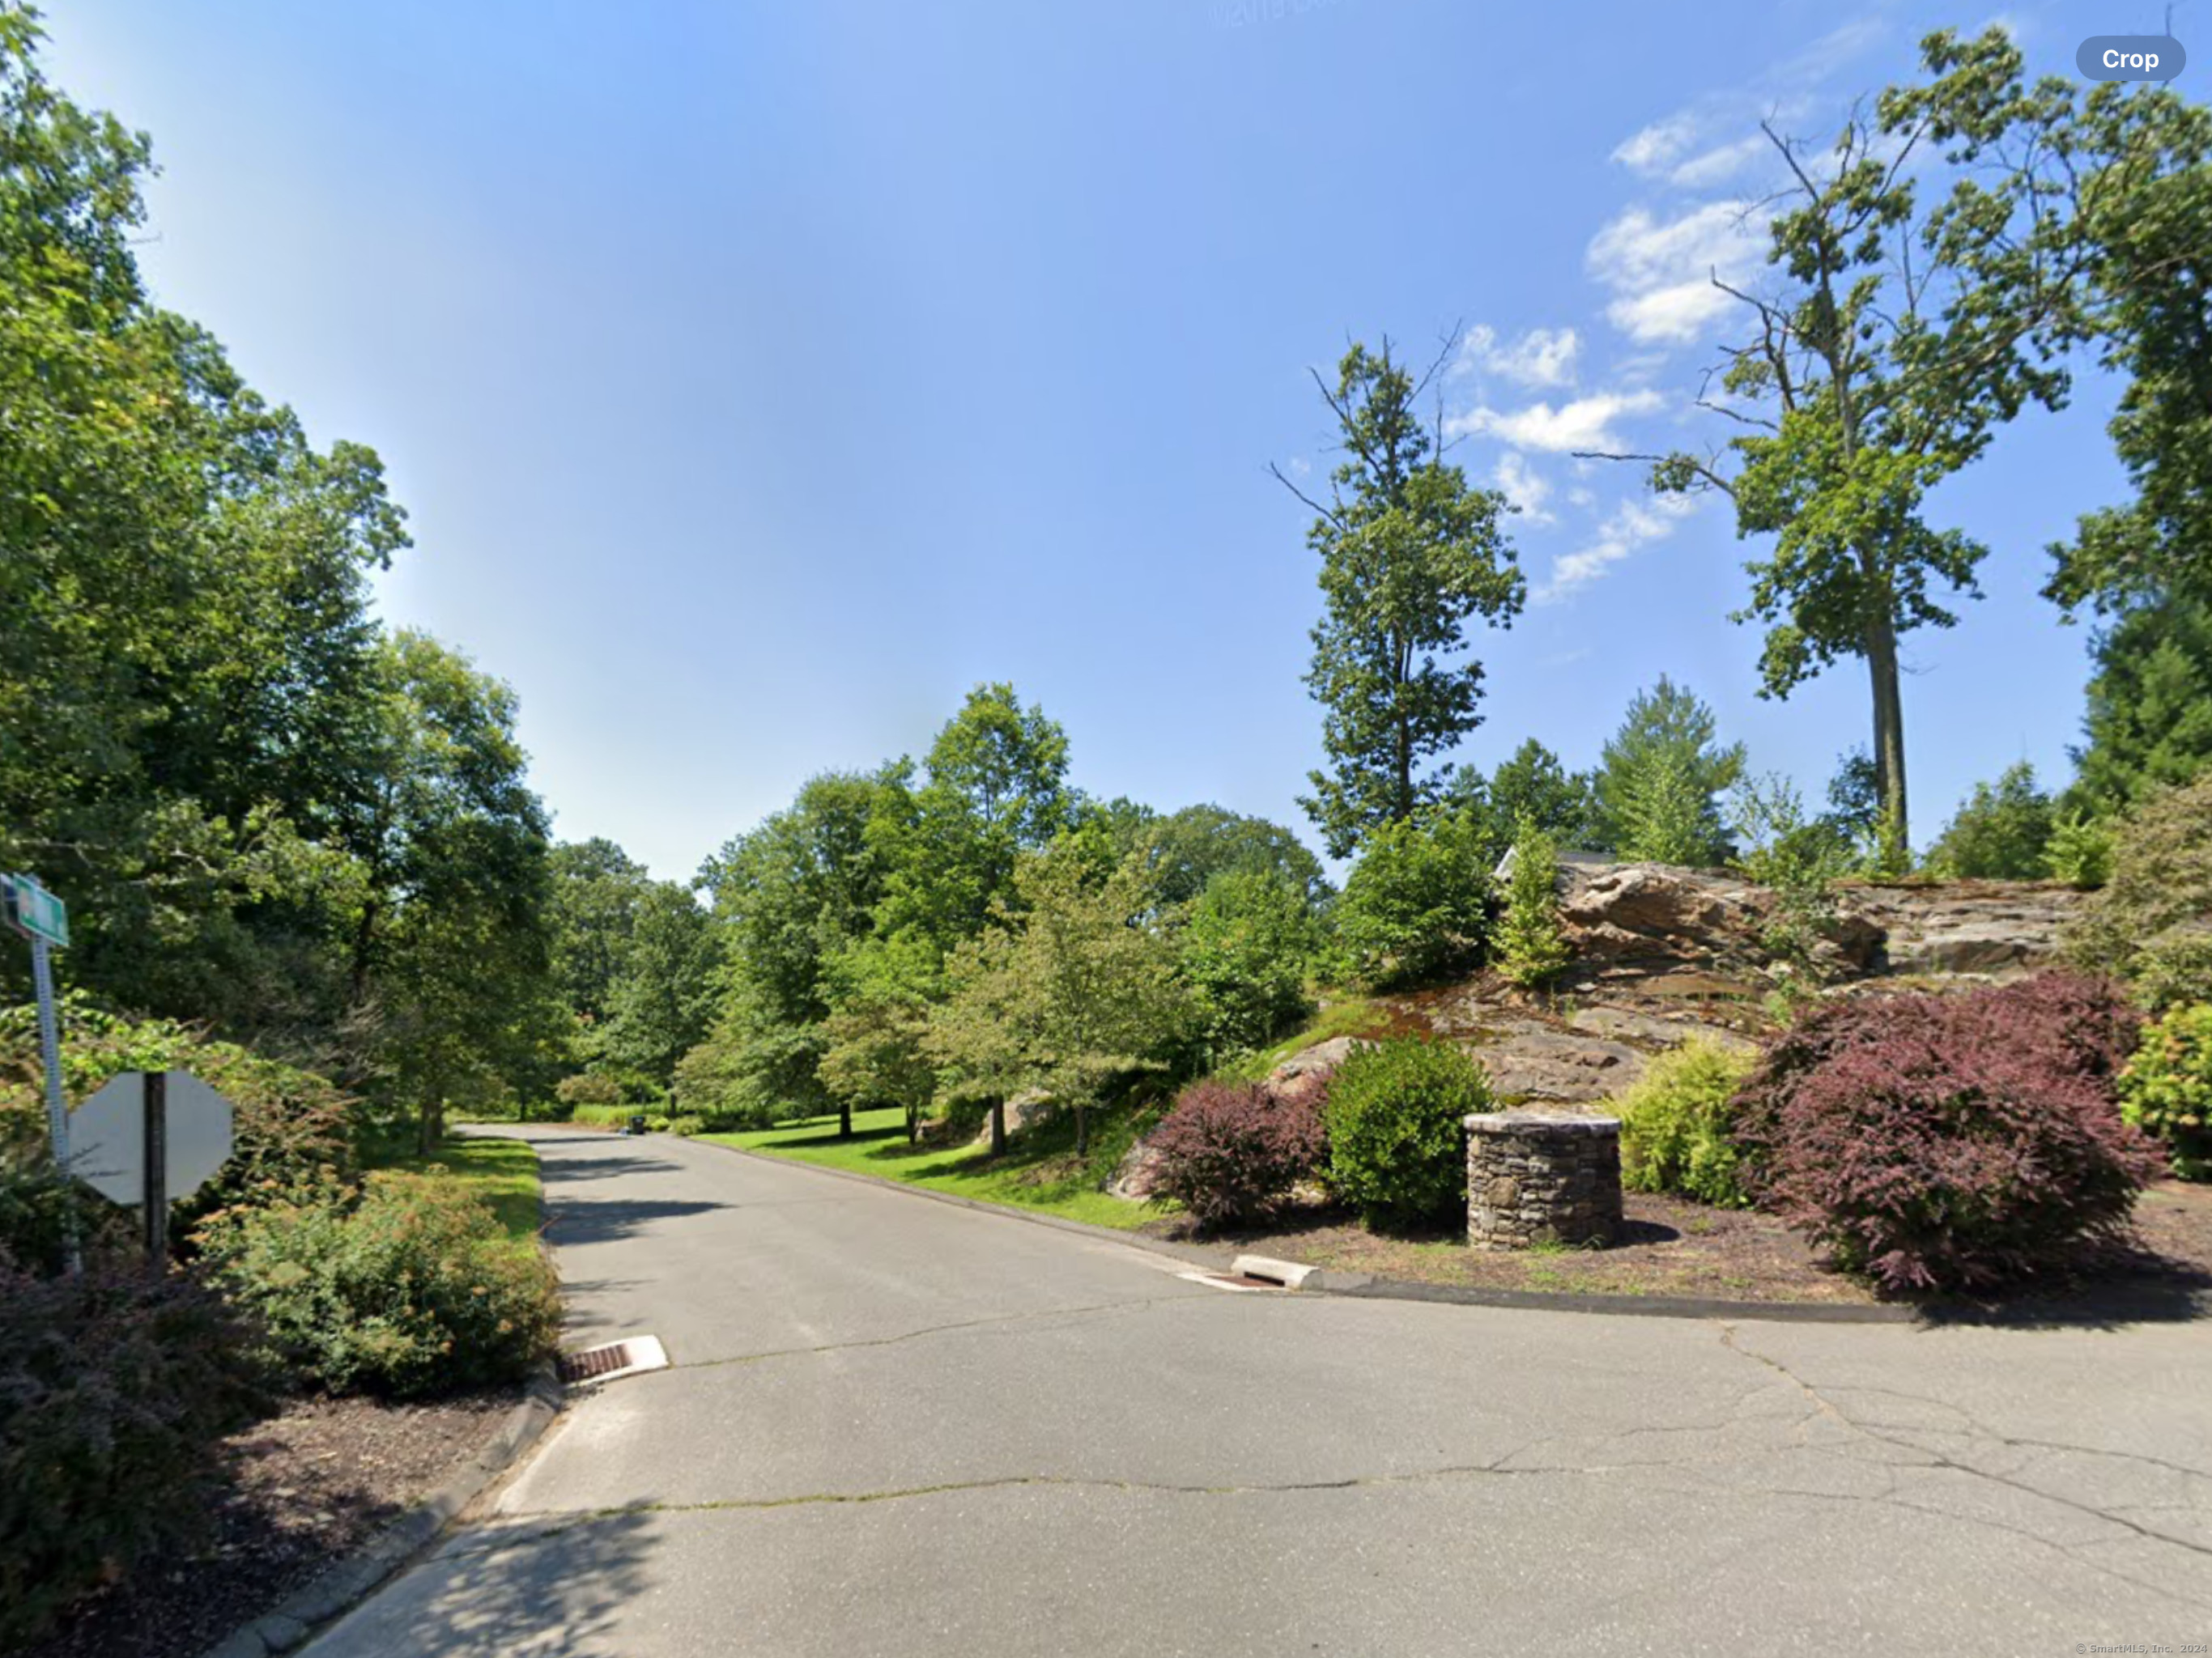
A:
[0,1252,270,1647]
[1149,1079,1326,1231]
[1731,973,2159,1293]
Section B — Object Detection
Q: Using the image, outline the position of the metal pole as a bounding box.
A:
[143,1069,168,1268]
[31,934,80,1274]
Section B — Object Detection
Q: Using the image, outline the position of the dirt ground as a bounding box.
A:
[26,1388,520,1658]
[1146,1179,2212,1311]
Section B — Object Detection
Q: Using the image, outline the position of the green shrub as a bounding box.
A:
[1180,868,1320,1056]
[2065,774,2212,1010]
[196,1171,561,1399]
[1322,1037,1491,1230]
[1495,820,1571,989]
[2045,811,2114,890]
[1730,773,1853,973]
[1924,762,2055,879]
[1615,1038,1758,1207]
[555,1070,624,1112]
[2118,1004,2212,1180]
[1333,812,1492,991]
[0,1255,269,1648]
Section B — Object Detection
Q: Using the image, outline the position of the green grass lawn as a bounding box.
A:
[700,1106,1159,1231]
[365,1133,543,1251]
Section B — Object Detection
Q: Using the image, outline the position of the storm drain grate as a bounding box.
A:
[557,1334,670,1386]
[1176,1271,1282,1293]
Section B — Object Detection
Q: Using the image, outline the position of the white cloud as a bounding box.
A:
[1666,134,1770,189]
[1587,201,1767,344]
[1446,389,1664,453]
[1772,16,1889,86]
[1460,325,1580,389]
[1491,452,1555,524]
[1612,113,1700,176]
[1534,493,1699,604]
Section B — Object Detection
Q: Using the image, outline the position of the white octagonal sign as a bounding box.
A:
[70,1070,235,1205]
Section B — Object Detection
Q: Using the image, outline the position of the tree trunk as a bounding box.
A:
[1864,612,1909,852]
[418,1097,442,1158]
[838,1099,853,1140]
[989,1099,1006,1157]
[906,1103,921,1145]
[1074,1101,1089,1157]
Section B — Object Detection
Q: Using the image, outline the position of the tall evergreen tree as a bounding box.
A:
[1591,678,1744,866]
[2070,590,2212,814]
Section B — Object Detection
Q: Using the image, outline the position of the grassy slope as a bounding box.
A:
[701,1106,1156,1231]
[366,1134,543,1252]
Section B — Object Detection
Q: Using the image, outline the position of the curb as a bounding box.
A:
[686,1134,1936,1326]
[200,1140,569,1658]
[200,1367,565,1658]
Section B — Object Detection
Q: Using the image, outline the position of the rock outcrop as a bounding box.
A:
[1553,860,2071,983]
[1835,880,2083,976]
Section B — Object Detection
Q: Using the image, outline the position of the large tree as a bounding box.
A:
[1277,340,1525,859]
[0,9,406,1035]
[338,632,558,1149]
[1589,30,2172,847]
[927,845,1185,1155]
[2045,87,2212,613]
[685,767,895,1130]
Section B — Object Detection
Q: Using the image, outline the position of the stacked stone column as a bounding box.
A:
[1465,1112,1622,1249]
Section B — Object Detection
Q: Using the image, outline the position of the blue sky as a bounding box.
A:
[44,0,2198,881]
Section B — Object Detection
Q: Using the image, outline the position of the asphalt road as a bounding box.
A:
[302,1126,2212,1657]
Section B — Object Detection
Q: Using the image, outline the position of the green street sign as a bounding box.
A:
[4,874,67,949]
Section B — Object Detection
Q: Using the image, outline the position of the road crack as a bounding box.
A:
[666,1291,1217,1374]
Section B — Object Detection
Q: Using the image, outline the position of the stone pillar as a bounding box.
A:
[1465,1112,1623,1250]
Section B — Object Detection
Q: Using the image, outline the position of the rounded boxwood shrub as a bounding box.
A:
[1322,1037,1492,1231]
[1616,1037,1758,1208]
[2118,1003,2212,1180]
[1732,973,2159,1294]
[1149,1080,1325,1231]
[196,1171,561,1399]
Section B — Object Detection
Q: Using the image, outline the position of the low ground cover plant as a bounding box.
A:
[2118,1003,2212,1180]
[1149,1079,1325,1231]
[1322,1036,1492,1231]
[196,1171,561,1399]
[1615,1037,1758,1207]
[1731,973,2159,1293]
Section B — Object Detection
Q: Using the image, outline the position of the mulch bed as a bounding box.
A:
[25,1388,521,1658]
[1144,1179,2212,1312]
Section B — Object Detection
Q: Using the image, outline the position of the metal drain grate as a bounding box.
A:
[1176,1270,1282,1293]
[556,1334,670,1386]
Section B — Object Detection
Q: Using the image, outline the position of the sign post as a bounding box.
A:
[71,1071,234,1267]
[143,1069,168,1264]
[5,874,76,1273]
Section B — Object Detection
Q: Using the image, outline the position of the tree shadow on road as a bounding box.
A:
[544,1197,730,1248]
[540,1154,686,1182]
